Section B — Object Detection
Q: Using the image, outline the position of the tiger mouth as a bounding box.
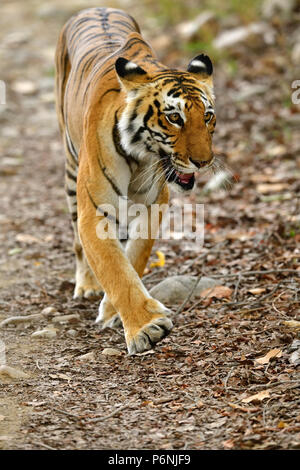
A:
[159,152,195,190]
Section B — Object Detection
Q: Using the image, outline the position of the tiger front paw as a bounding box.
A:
[124,299,173,355]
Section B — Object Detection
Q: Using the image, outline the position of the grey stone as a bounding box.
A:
[149,275,219,305]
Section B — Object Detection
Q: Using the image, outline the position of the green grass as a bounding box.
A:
[148,0,262,28]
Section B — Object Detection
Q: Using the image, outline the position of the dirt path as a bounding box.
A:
[0,0,299,450]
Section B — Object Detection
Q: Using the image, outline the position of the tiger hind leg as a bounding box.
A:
[65,162,103,300]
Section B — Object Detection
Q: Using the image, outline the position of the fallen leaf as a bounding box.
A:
[57,373,72,381]
[282,320,300,329]
[248,287,266,295]
[31,328,57,338]
[228,402,260,413]
[241,390,270,404]
[101,348,122,356]
[15,233,41,244]
[277,421,287,429]
[255,348,282,365]
[256,183,289,194]
[226,230,256,241]
[0,365,30,379]
[196,400,204,408]
[78,352,95,361]
[8,247,22,256]
[223,438,235,449]
[200,285,232,300]
[150,251,165,268]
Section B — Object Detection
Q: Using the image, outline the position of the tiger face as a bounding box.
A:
[116,54,216,193]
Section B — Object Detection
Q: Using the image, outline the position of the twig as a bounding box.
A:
[209,269,300,279]
[233,273,242,301]
[224,366,235,391]
[87,401,134,423]
[224,282,282,308]
[152,364,167,392]
[175,275,202,315]
[248,379,300,391]
[51,407,81,420]
[35,442,57,451]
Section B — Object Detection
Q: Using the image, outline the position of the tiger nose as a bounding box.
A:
[190,157,214,168]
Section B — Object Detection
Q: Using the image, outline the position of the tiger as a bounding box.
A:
[55,7,216,355]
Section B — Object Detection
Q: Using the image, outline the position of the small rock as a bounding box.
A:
[52,313,80,323]
[176,11,216,40]
[261,0,296,19]
[149,275,219,305]
[292,43,300,66]
[41,306,57,316]
[78,352,95,361]
[66,329,78,338]
[11,80,38,95]
[0,365,29,379]
[102,348,122,356]
[289,350,300,366]
[0,314,43,327]
[213,22,275,49]
[289,339,300,366]
[31,328,57,339]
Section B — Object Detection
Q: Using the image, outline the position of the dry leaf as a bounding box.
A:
[241,390,270,404]
[101,348,122,356]
[226,230,256,241]
[282,320,300,329]
[256,183,288,194]
[248,287,266,295]
[150,251,165,268]
[255,348,282,365]
[200,285,233,300]
[223,438,235,449]
[0,365,30,379]
[15,233,41,244]
[228,402,260,412]
[277,421,287,429]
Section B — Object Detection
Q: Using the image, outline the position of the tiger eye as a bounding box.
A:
[204,112,213,123]
[168,113,181,123]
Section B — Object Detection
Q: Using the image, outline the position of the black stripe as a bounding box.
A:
[66,188,76,197]
[66,169,77,182]
[68,19,100,49]
[102,167,123,196]
[112,112,137,169]
[85,185,121,225]
[143,104,154,127]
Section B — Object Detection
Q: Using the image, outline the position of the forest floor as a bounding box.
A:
[0,0,299,450]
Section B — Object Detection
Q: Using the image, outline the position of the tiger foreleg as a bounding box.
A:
[96,184,170,329]
[78,177,172,354]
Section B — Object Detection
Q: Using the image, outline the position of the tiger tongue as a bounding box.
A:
[175,170,194,184]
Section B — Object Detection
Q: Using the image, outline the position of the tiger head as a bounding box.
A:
[116,54,216,193]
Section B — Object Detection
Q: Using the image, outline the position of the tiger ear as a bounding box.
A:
[187,54,213,83]
[115,57,149,88]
